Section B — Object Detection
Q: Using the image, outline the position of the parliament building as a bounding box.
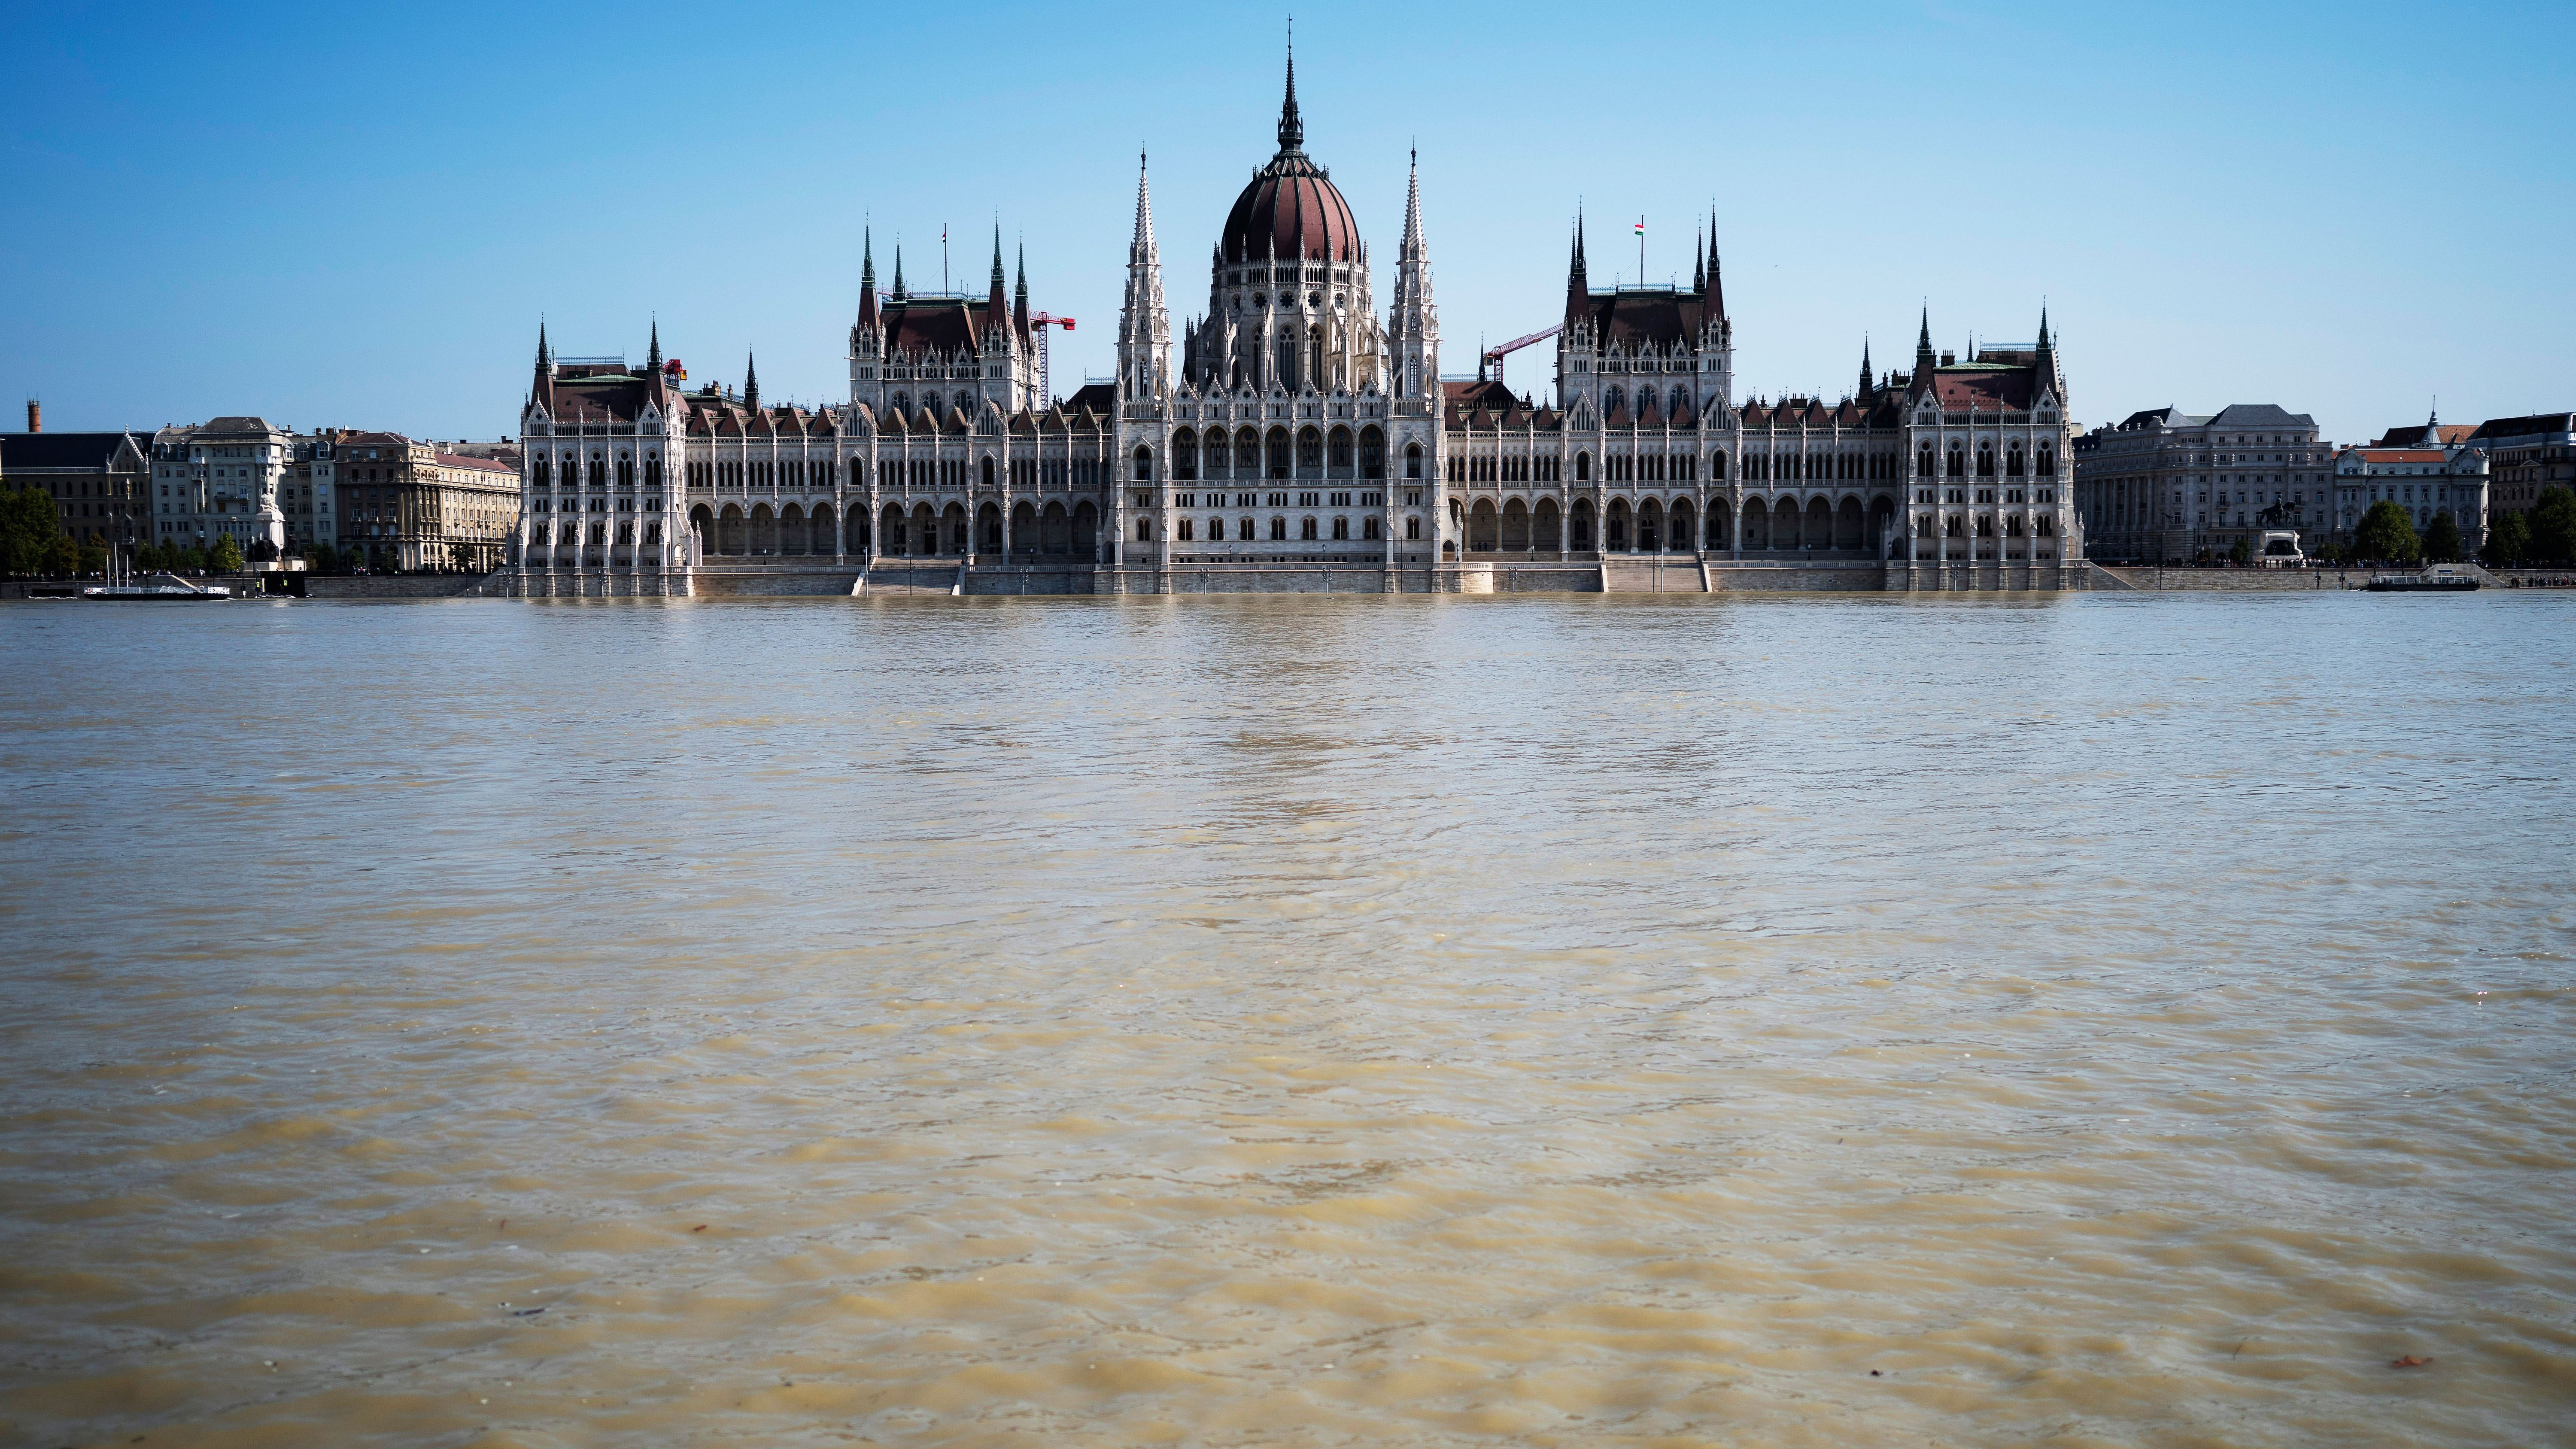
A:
[507,53,2084,596]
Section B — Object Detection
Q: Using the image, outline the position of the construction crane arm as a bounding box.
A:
[1479,323,1564,386]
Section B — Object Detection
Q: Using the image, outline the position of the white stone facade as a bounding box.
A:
[507,50,2083,595]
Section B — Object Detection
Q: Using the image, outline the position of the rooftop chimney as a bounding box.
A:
[1939,350,1956,366]
[25,400,39,433]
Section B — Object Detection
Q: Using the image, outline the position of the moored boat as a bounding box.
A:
[2366,565,2479,593]
[83,573,233,601]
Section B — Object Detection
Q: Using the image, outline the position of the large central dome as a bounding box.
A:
[1218,52,1360,265]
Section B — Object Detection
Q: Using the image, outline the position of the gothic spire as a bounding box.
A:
[1566,211,1589,316]
[1013,238,1030,334]
[535,319,550,370]
[1693,221,1705,292]
[858,227,880,330]
[743,352,759,410]
[1130,152,1158,265]
[2037,303,2052,351]
[1707,211,1723,318]
[891,239,907,301]
[1277,29,1303,155]
[1859,337,1872,395]
[1399,148,1425,262]
[986,220,1009,329]
[646,316,661,371]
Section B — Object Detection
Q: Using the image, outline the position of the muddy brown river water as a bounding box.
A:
[2,592,2572,1447]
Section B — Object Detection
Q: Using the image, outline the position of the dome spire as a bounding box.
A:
[1277,24,1303,155]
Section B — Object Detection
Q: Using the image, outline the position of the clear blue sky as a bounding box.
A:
[3,0,2569,446]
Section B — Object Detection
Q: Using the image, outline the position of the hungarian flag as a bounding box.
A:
[1634,218,1644,237]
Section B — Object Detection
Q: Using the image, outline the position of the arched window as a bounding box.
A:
[1297,428,1322,471]
[1364,516,1381,540]
[1179,517,1194,541]
[617,455,634,488]
[1136,517,1151,541]
[1331,516,1349,540]
[981,456,996,487]
[1301,516,1318,540]
[1133,445,1153,481]
[1710,450,1728,480]
[1604,386,1625,416]
[1671,386,1689,416]
[1947,445,1965,479]
[2037,446,2057,477]
[1575,452,1592,483]
[533,456,550,488]
[1174,429,1197,480]
[2005,444,2024,477]
[1406,516,1421,540]
[1206,431,1229,473]
[1918,445,1935,477]
[1328,428,1352,471]
[1978,444,1996,478]
[1404,442,1422,479]
[1360,427,1385,478]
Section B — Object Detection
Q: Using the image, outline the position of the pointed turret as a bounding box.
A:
[857,227,880,331]
[743,352,759,411]
[1693,222,1705,293]
[890,240,908,302]
[2032,304,2065,406]
[1012,239,1030,336]
[986,222,1009,331]
[1117,152,1170,402]
[1564,213,1590,326]
[1706,215,1725,324]
[530,320,555,416]
[646,317,662,372]
[1911,307,1939,399]
[1859,337,1873,396]
[1393,148,1439,401]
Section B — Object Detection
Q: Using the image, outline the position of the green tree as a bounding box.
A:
[177,544,208,574]
[2229,538,2252,565]
[77,539,108,576]
[308,541,338,574]
[2421,511,2463,562]
[2531,485,2576,565]
[2353,501,2421,563]
[0,484,65,576]
[207,535,245,574]
[2483,509,2530,568]
[44,533,79,577]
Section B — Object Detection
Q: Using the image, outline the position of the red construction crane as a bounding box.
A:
[1480,323,1562,386]
[1029,313,1075,331]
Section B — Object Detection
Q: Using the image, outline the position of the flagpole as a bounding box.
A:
[1637,215,1644,288]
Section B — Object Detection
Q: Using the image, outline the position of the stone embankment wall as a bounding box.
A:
[307,573,502,599]
[2100,567,2357,591]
